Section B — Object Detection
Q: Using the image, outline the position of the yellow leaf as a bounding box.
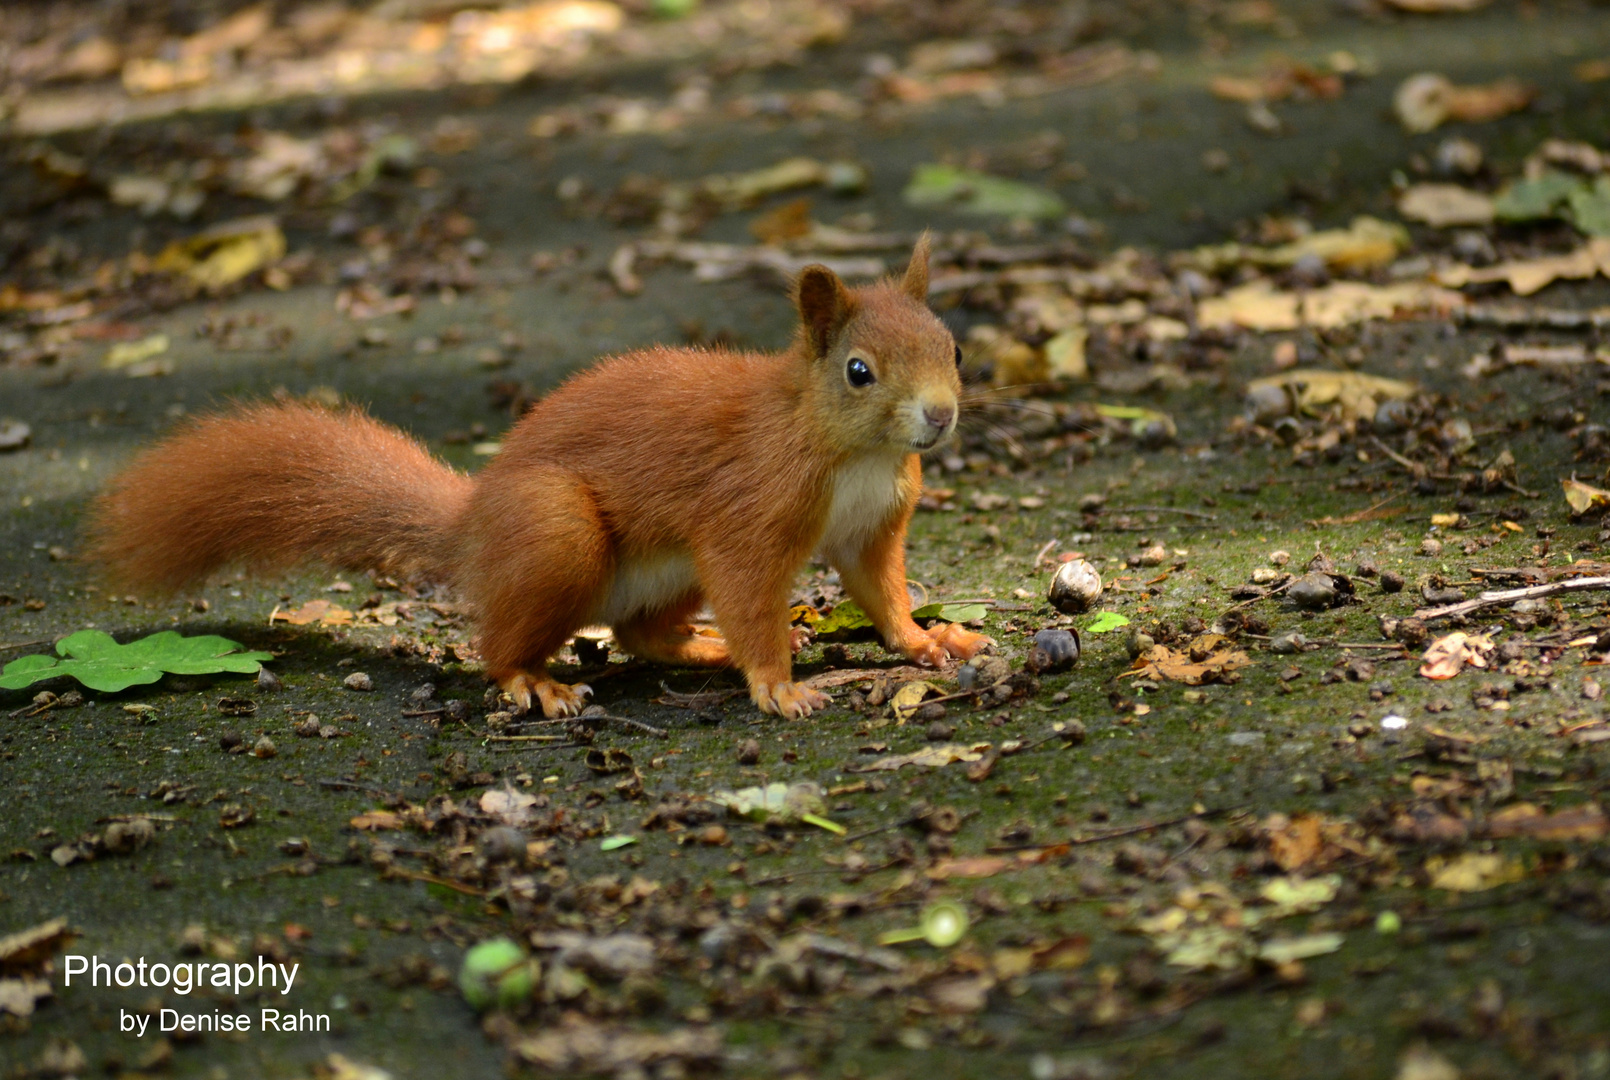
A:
[889,679,942,721]
[1427,852,1524,892]
[1563,477,1610,515]
[153,215,286,292]
[104,333,169,370]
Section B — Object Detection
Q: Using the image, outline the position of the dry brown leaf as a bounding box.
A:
[271,599,353,627]
[1438,237,1610,296]
[349,811,403,831]
[1248,368,1417,424]
[1419,631,1494,679]
[1486,802,1608,841]
[1123,635,1251,685]
[481,788,538,826]
[1397,183,1495,228]
[0,917,72,971]
[1395,73,1534,133]
[1261,813,1372,872]
[0,977,53,1018]
[748,198,814,244]
[1198,280,1461,332]
[926,856,1013,880]
[848,742,992,772]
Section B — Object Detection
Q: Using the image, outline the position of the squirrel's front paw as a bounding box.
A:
[927,622,995,661]
[499,671,592,718]
[753,680,831,720]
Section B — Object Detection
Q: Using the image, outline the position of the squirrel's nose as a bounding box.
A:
[924,405,956,431]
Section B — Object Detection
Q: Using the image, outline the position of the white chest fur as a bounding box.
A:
[817,453,908,563]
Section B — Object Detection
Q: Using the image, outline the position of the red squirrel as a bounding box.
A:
[89,236,991,718]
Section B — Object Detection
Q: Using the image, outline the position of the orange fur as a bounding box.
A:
[87,240,992,718]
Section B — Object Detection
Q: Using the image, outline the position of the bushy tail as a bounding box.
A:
[88,401,475,594]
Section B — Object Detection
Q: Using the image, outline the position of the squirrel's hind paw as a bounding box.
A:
[753,680,831,720]
[927,622,994,661]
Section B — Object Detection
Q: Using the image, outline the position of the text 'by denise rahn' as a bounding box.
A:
[63,955,331,1036]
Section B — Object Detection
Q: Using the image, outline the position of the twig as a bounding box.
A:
[986,804,1246,853]
[518,712,669,737]
[1414,575,1610,621]
[383,867,485,897]
[0,638,50,654]
[1368,435,1427,477]
[484,733,570,743]
[401,707,446,718]
[317,779,390,795]
[1110,505,1218,521]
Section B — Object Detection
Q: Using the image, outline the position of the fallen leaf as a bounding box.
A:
[1427,851,1524,891]
[1258,874,1341,916]
[1123,635,1251,685]
[103,333,170,370]
[1262,813,1374,872]
[0,630,271,693]
[903,164,1066,219]
[1256,932,1344,965]
[152,215,286,293]
[1246,368,1417,424]
[888,680,943,721]
[1199,280,1461,332]
[849,742,992,772]
[1419,631,1494,679]
[1189,216,1408,274]
[1084,612,1131,634]
[1486,802,1607,841]
[349,811,402,831]
[1395,1044,1460,1080]
[709,781,827,824]
[1043,327,1088,379]
[925,856,1013,880]
[0,917,73,970]
[271,599,354,627]
[1394,73,1534,133]
[0,977,53,1017]
[481,789,538,827]
[1494,170,1584,223]
[1397,183,1495,228]
[1563,477,1610,515]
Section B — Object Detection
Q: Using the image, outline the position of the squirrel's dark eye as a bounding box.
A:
[953,344,963,368]
[846,356,874,387]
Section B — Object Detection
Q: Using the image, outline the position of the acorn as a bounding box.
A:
[1049,559,1103,614]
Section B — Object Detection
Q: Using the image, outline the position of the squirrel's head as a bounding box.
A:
[794,234,961,455]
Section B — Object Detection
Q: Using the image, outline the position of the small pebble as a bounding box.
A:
[925,720,955,741]
[103,818,156,854]
[1269,631,1308,655]
[292,716,322,738]
[252,735,277,759]
[1026,628,1080,673]
[1419,538,1443,557]
[1288,572,1339,611]
[1380,571,1405,594]
[735,739,761,766]
[343,672,373,692]
[219,730,243,752]
[1269,550,1291,567]
[257,667,282,692]
[478,826,527,864]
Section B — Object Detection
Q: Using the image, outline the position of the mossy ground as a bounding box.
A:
[5,2,1610,1077]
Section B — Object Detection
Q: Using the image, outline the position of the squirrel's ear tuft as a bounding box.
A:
[795,264,853,358]
[901,231,932,302]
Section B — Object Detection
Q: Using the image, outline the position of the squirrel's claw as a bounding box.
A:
[499,671,592,718]
[753,680,831,720]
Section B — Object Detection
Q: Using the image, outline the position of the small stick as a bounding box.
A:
[317,779,390,795]
[401,707,446,718]
[520,712,669,737]
[1368,435,1426,477]
[484,733,570,743]
[0,639,51,654]
[1110,506,1219,520]
[1414,575,1610,621]
[987,804,1245,853]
